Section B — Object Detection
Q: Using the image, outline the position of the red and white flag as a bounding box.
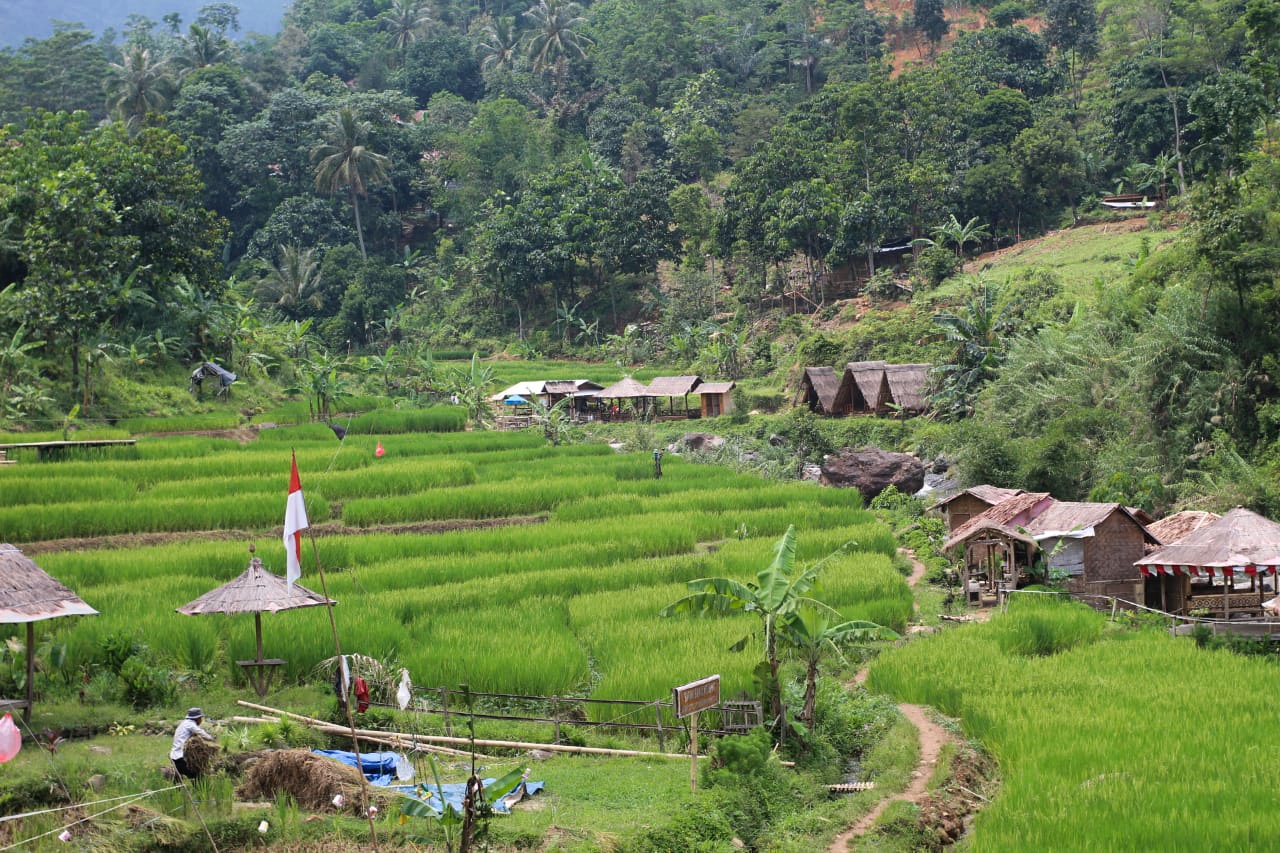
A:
[284,452,308,591]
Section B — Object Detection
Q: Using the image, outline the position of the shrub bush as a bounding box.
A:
[992,594,1103,656]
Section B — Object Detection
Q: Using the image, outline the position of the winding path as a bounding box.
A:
[827,550,957,853]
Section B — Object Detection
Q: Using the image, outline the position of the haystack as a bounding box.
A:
[236,749,388,813]
[182,734,221,777]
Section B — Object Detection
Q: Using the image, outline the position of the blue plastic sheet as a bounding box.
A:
[311,750,544,813]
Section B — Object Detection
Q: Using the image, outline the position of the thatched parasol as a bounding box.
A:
[0,544,98,723]
[178,547,334,697]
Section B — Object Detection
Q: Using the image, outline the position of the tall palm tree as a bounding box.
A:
[255,244,323,318]
[311,110,390,261]
[382,0,432,52]
[523,0,593,73]
[107,45,174,130]
[477,16,520,71]
[179,24,232,72]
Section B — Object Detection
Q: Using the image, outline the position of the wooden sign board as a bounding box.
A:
[672,675,720,718]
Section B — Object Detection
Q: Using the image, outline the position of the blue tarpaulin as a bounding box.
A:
[311,750,544,813]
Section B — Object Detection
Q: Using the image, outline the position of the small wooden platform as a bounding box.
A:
[237,658,286,698]
[0,439,137,461]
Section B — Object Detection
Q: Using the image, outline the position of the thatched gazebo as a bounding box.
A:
[594,376,651,421]
[0,545,98,723]
[178,547,334,697]
[1136,507,1280,618]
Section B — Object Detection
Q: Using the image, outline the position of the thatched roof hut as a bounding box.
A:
[0,545,97,722]
[646,376,702,417]
[833,361,888,414]
[797,367,839,414]
[1136,507,1280,577]
[179,549,333,696]
[883,363,932,413]
[595,377,650,399]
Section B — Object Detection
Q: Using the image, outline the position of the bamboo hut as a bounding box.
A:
[882,363,932,415]
[796,367,839,415]
[0,545,98,723]
[1136,507,1280,618]
[832,361,887,414]
[178,547,334,697]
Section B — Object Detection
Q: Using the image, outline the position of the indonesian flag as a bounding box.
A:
[284,452,308,591]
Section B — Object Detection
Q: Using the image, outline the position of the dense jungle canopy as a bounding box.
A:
[4,0,1280,513]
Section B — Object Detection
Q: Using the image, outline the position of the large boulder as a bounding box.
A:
[820,447,925,503]
[675,433,725,453]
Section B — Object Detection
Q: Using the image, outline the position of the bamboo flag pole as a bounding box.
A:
[291,448,379,851]
[307,531,380,850]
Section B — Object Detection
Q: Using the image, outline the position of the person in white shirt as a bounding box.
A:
[170,708,215,779]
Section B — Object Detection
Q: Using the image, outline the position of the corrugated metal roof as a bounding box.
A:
[800,367,840,411]
[489,381,545,402]
[944,493,1053,550]
[935,485,1023,508]
[646,375,702,396]
[1147,511,1221,545]
[544,379,603,394]
[698,381,735,395]
[1137,507,1280,569]
[0,545,98,624]
[177,554,333,616]
[883,363,932,412]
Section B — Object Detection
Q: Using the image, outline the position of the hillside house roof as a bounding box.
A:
[944,492,1054,550]
[934,485,1023,510]
[945,497,1158,551]
[698,381,735,395]
[845,361,888,407]
[883,363,932,412]
[646,376,702,396]
[1137,507,1280,574]
[594,377,650,398]
[1146,511,1221,545]
[799,367,839,411]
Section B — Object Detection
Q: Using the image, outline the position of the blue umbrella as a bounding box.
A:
[504,395,529,405]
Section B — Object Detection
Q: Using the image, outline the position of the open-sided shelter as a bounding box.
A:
[0,545,97,722]
[646,375,702,418]
[797,367,840,415]
[1136,507,1280,618]
[593,376,651,420]
[178,547,334,697]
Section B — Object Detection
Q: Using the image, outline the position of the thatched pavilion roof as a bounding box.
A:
[178,555,333,616]
[845,361,887,407]
[595,376,651,399]
[883,363,932,412]
[1137,507,1280,572]
[1147,511,1221,545]
[645,375,702,396]
[0,545,98,624]
[698,381,735,395]
[934,485,1023,510]
[799,367,839,411]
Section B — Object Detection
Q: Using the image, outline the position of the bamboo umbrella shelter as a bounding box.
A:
[178,547,334,697]
[0,544,98,724]
[1136,507,1280,618]
[594,376,651,420]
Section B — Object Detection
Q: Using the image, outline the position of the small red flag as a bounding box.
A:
[375,442,385,458]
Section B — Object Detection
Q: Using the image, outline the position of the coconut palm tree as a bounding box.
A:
[477,16,521,71]
[523,0,593,73]
[179,24,232,72]
[382,0,432,53]
[311,110,390,261]
[254,244,323,318]
[106,45,174,130]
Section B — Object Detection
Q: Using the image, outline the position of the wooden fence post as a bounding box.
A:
[655,701,665,752]
[552,696,560,744]
[440,686,451,737]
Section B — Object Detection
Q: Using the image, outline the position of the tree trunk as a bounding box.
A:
[801,660,818,726]
[350,186,368,261]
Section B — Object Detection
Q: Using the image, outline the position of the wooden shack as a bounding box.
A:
[944,496,1158,605]
[697,381,736,417]
[796,367,839,415]
[935,485,1024,532]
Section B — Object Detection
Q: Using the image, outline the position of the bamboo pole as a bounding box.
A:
[237,700,690,759]
[230,714,479,758]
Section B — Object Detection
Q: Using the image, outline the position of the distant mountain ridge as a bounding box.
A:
[0,0,288,48]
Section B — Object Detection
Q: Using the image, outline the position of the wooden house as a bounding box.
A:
[934,485,1024,532]
[796,367,839,415]
[944,496,1158,605]
[697,382,736,417]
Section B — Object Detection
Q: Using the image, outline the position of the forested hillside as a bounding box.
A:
[2,0,1280,512]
